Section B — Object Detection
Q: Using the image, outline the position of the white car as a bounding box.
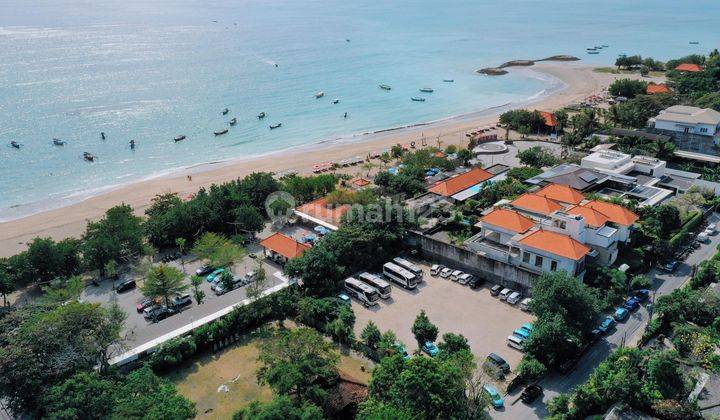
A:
[708,223,716,233]
[507,291,522,305]
[440,268,453,278]
[520,297,533,311]
[430,264,443,277]
[499,288,512,301]
[450,270,463,281]
[698,232,711,243]
[458,273,473,285]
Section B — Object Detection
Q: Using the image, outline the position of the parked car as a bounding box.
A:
[622,297,640,311]
[172,293,192,308]
[633,289,650,302]
[430,264,443,276]
[708,223,716,234]
[506,335,524,351]
[698,232,710,243]
[450,270,463,281]
[520,297,533,311]
[499,288,512,301]
[394,342,410,360]
[458,273,473,285]
[338,293,351,305]
[513,328,530,339]
[136,297,154,313]
[143,305,162,319]
[486,353,510,373]
[483,384,504,409]
[468,276,482,289]
[206,268,225,282]
[521,385,543,403]
[422,341,439,357]
[440,267,452,278]
[507,291,522,305]
[151,306,176,322]
[520,323,533,334]
[705,226,716,236]
[660,260,679,273]
[244,270,258,282]
[195,264,214,276]
[597,316,616,333]
[115,279,136,293]
[614,307,630,321]
[490,285,503,296]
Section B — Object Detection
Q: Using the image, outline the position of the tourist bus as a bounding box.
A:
[382,262,418,289]
[358,272,392,299]
[393,257,423,282]
[344,277,380,307]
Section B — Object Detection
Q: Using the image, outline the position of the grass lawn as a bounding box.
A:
[166,325,373,419]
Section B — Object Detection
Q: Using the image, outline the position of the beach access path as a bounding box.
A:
[0,63,660,258]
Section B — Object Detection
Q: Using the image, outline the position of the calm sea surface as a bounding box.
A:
[0,0,718,219]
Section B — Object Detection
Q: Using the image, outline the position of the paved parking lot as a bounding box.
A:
[81,242,285,348]
[351,261,534,368]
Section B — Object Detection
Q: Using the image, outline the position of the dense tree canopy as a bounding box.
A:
[82,204,145,274]
[608,79,648,99]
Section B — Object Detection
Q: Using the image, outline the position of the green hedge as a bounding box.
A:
[669,211,703,249]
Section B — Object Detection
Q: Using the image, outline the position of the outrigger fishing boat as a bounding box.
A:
[222,108,229,115]
[174,135,186,142]
[10,141,20,149]
[379,84,392,90]
[229,118,237,126]
[257,112,266,119]
[214,128,229,135]
[411,97,425,102]
[52,138,66,146]
[83,152,95,161]
[419,87,434,93]
[443,79,454,82]
[269,123,282,129]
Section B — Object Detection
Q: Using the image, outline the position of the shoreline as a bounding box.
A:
[0,61,634,257]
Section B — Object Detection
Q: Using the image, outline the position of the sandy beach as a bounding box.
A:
[0,62,646,257]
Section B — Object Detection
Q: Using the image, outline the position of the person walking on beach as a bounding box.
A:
[187,175,192,182]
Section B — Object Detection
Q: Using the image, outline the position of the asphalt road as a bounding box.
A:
[493,213,720,419]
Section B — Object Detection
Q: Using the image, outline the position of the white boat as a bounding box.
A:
[411,97,425,102]
[379,84,391,90]
[269,123,282,129]
[257,112,266,119]
[419,87,433,93]
[174,135,186,142]
[229,118,237,126]
[315,91,324,98]
[214,128,229,135]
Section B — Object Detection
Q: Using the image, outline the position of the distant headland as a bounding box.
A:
[477,55,580,75]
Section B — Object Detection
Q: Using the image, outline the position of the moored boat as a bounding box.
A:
[52,138,66,146]
[315,91,324,98]
[411,97,425,102]
[174,135,186,142]
[419,87,434,93]
[332,99,339,104]
[379,84,391,90]
[690,41,700,45]
[587,51,600,55]
[10,141,20,149]
[83,152,95,161]
[214,128,229,135]
[269,123,282,129]
[258,112,266,119]
[443,79,454,82]
[229,118,237,126]
[222,108,229,115]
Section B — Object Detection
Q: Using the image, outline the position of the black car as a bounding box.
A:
[468,276,482,289]
[633,289,650,302]
[486,352,510,373]
[521,385,543,403]
[195,264,214,276]
[152,307,177,322]
[115,279,136,293]
[490,285,503,296]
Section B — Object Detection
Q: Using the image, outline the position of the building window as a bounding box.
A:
[554,220,566,229]
[535,256,543,267]
[550,260,558,271]
[523,252,530,263]
[700,127,708,133]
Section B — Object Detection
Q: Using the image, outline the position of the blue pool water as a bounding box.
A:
[0,0,718,219]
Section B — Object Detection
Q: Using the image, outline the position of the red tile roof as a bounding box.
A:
[511,193,563,215]
[295,197,350,228]
[428,167,494,197]
[481,208,536,233]
[646,83,671,94]
[538,111,557,127]
[582,200,639,226]
[567,205,610,228]
[260,232,311,259]
[519,230,590,261]
[350,178,371,188]
[535,183,584,205]
[675,63,703,72]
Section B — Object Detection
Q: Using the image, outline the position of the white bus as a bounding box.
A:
[358,272,392,299]
[393,257,423,282]
[344,277,380,307]
[382,262,418,289]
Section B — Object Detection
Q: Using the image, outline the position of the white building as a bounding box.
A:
[650,105,720,144]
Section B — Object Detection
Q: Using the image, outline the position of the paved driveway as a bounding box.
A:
[351,262,533,369]
[494,212,720,419]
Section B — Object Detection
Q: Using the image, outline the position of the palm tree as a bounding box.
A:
[141,264,188,308]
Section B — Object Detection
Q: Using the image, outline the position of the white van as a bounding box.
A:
[507,291,522,305]
[507,335,524,351]
[458,273,473,285]
[520,297,533,311]
[699,232,710,243]
[430,264,443,277]
[450,270,463,282]
[499,288,512,301]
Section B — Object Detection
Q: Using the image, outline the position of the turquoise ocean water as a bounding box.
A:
[0,0,718,220]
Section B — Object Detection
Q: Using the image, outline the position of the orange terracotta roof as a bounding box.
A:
[535,183,584,205]
[567,205,610,228]
[519,230,590,261]
[646,83,671,94]
[435,151,446,158]
[259,232,311,259]
[538,111,557,127]
[582,200,639,226]
[350,178,371,187]
[295,197,350,228]
[510,193,563,215]
[428,167,494,197]
[675,63,703,72]
[481,208,536,233]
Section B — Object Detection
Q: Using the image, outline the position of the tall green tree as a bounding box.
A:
[82,204,145,274]
[411,309,439,347]
[235,396,323,420]
[360,321,382,350]
[111,366,196,419]
[141,264,188,308]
